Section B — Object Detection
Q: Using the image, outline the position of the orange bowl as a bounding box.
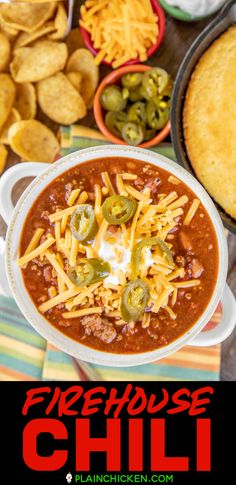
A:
[93,65,171,149]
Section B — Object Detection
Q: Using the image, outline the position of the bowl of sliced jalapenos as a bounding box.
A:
[93,64,172,148]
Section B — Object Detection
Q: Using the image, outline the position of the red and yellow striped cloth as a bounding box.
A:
[0,294,221,381]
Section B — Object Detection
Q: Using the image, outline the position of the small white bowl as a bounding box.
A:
[0,145,234,367]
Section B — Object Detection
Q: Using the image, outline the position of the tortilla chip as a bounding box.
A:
[13,21,56,49]
[0,73,16,129]
[0,143,8,174]
[11,0,54,2]
[11,0,55,2]
[66,71,83,93]
[8,120,60,163]
[37,72,87,125]
[48,3,67,40]
[0,32,11,72]
[65,28,85,56]
[0,19,19,40]
[0,108,21,145]
[14,83,37,120]
[10,40,68,83]
[0,2,56,33]
[66,48,99,105]
[10,46,31,80]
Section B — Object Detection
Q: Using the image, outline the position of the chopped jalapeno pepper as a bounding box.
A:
[68,258,110,287]
[138,84,152,101]
[128,87,143,102]
[159,79,173,99]
[141,68,169,98]
[100,85,127,112]
[127,101,147,126]
[102,195,137,225]
[131,237,173,279]
[121,72,143,90]
[122,87,130,100]
[70,204,98,243]
[121,122,144,146]
[121,279,150,322]
[143,128,156,141]
[156,238,174,265]
[105,111,127,137]
[146,100,169,130]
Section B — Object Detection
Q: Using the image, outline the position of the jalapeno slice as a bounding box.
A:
[127,102,147,126]
[105,111,127,137]
[159,79,173,99]
[128,87,143,102]
[146,100,169,130]
[143,128,156,141]
[121,279,150,322]
[131,237,173,279]
[157,238,174,265]
[142,68,169,98]
[68,258,110,287]
[152,80,173,111]
[138,84,151,101]
[121,122,144,146]
[121,72,143,90]
[122,87,130,100]
[70,205,98,243]
[100,85,127,112]
[102,195,137,225]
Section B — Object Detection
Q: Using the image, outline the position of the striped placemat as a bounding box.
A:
[0,294,221,381]
[59,124,176,160]
[0,125,221,381]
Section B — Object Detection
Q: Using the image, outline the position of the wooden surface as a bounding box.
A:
[0,3,235,379]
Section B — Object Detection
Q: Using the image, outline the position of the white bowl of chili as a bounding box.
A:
[0,145,235,366]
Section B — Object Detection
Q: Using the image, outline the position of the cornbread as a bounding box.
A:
[183,25,236,219]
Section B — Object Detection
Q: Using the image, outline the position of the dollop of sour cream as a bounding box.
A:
[165,0,226,16]
[98,232,153,285]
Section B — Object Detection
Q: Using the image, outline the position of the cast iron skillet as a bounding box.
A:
[171,0,236,233]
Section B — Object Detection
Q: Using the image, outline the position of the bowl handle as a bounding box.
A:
[0,162,49,224]
[190,284,236,347]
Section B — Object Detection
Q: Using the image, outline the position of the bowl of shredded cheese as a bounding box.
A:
[79,0,166,68]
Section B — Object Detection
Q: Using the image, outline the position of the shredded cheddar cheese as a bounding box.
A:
[102,171,116,195]
[93,219,109,255]
[67,188,81,207]
[78,191,88,204]
[49,205,79,223]
[18,168,203,331]
[184,199,200,225]
[61,215,68,234]
[45,250,74,289]
[63,306,102,319]
[39,286,82,313]
[69,236,80,267]
[168,175,180,185]
[116,174,127,195]
[18,237,55,267]
[125,184,150,202]
[24,228,44,256]
[55,221,61,251]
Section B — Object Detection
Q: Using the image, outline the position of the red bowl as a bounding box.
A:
[80,0,166,67]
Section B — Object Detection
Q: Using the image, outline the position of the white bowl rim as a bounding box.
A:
[5,145,228,367]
